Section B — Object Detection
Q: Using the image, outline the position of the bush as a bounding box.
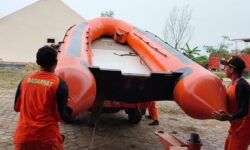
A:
[23,63,39,72]
[243,71,250,79]
[213,71,225,79]
[212,71,249,79]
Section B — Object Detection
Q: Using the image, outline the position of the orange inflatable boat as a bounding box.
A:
[55,17,227,119]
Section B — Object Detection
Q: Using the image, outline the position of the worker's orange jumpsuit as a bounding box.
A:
[225,82,250,150]
[14,71,71,150]
[148,101,159,121]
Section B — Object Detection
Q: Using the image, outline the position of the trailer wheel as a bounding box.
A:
[127,108,142,124]
[140,108,146,115]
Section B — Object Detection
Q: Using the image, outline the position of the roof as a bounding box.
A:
[231,38,250,43]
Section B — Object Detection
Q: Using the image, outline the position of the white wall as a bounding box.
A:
[0,0,86,62]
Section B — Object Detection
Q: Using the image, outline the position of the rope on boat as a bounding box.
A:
[113,52,137,56]
[134,33,168,58]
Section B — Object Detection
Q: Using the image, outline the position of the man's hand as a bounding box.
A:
[212,110,232,121]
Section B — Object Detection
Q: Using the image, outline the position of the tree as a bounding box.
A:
[241,48,250,55]
[193,56,208,67]
[163,5,193,50]
[204,43,230,58]
[101,10,114,17]
[181,43,200,59]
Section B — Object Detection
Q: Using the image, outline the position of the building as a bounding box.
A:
[0,0,86,62]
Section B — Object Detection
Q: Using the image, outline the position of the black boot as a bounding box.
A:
[148,120,159,125]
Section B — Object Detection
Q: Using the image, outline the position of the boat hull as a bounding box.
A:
[56,18,227,119]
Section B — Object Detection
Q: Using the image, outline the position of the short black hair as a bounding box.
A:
[36,45,58,68]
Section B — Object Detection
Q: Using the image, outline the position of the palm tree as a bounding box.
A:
[181,43,201,59]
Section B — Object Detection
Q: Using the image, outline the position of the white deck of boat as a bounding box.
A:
[92,38,150,75]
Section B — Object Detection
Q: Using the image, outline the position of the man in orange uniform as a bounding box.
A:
[148,101,159,125]
[14,46,73,150]
[212,56,250,150]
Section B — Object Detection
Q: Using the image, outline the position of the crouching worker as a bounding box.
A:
[147,101,160,125]
[13,46,73,150]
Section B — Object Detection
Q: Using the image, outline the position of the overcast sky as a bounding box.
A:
[0,0,250,54]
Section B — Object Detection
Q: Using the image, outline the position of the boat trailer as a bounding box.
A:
[155,131,202,150]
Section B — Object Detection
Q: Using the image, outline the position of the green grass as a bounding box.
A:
[0,63,39,89]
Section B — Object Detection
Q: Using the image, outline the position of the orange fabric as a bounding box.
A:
[225,118,250,150]
[224,83,250,150]
[14,139,63,150]
[148,102,159,120]
[227,84,238,114]
[14,71,63,143]
[113,28,128,44]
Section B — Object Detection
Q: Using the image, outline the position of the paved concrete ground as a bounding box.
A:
[0,88,235,150]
